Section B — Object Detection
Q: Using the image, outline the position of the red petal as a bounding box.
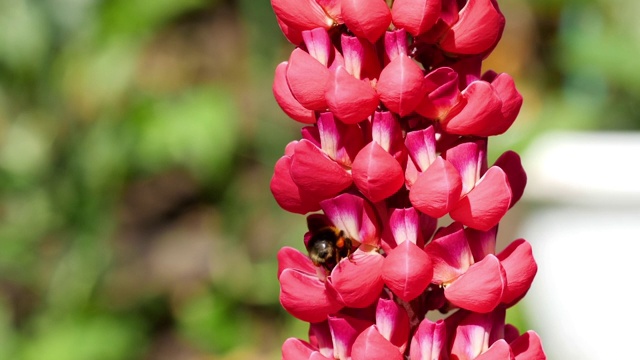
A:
[273,62,316,124]
[352,142,405,202]
[326,67,379,124]
[415,67,461,120]
[497,239,537,306]
[450,166,511,231]
[277,246,317,279]
[271,0,335,34]
[475,340,514,360]
[511,331,546,360]
[382,240,433,301]
[290,140,353,201]
[391,0,441,37]
[444,254,506,313]
[351,326,404,360]
[439,0,505,55]
[441,80,503,136]
[327,250,385,308]
[494,151,527,208]
[490,72,523,134]
[282,338,316,360]
[279,268,343,322]
[377,54,427,116]
[409,157,462,218]
[341,0,392,43]
[287,48,331,111]
[270,154,321,214]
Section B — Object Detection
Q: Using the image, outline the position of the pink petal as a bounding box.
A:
[444,254,506,313]
[271,0,335,34]
[424,227,473,284]
[287,48,331,111]
[270,154,321,214]
[441,80,503,136]
[326,66,380,124]
[382,240,433,301]
[371,111,404,156]
[494,150,527,208]
[341,0,392,43]
[409,157,463,218]
[445,140,486,196]
[439,0,505,55]
[328,315,373,360]
[465,226,498,261]
[290,140,353,201]
[415,67,461,120]
[309,353,331,360]
[273,62,316,124]
[475,339,514,360]
[388,207,421,245]
[282,338,317,360]
[384,29,408,62]
[302,28,332,66]
[352,142,405,203]
[409,318,447,360]
[405,126,437,172]
[497,239,537,306]
[391,0,441,37]
[341,34,381,80]
[327,250,385,308]
[377,54,427,116]
[279,268,343,322]
[448,308,508,360]
[320,193,380,246]
[277,246,317,279]
[316,112,365,167]
[375,298,410,352]
[309,321,335,358]
[351,326,404,360]
[450,166,512,231]
[511,331,546,360]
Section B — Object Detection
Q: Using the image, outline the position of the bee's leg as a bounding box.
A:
[347,247,356,264]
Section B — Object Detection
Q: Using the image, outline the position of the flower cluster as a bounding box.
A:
[270,0,546,359]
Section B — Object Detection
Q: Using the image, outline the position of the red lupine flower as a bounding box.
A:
[270,0,546,358]
[391,0,441,37]
[438,0,505,55]
[271,0,341,44]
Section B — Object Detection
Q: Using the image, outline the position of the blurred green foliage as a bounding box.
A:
[0,0,638,359]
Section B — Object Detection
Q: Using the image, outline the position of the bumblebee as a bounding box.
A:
[306,226,352,271]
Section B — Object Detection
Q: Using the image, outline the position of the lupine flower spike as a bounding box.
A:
[270,0,546,358]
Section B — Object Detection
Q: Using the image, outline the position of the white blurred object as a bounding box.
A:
[525,131,640,205]
[519,132,640,359]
